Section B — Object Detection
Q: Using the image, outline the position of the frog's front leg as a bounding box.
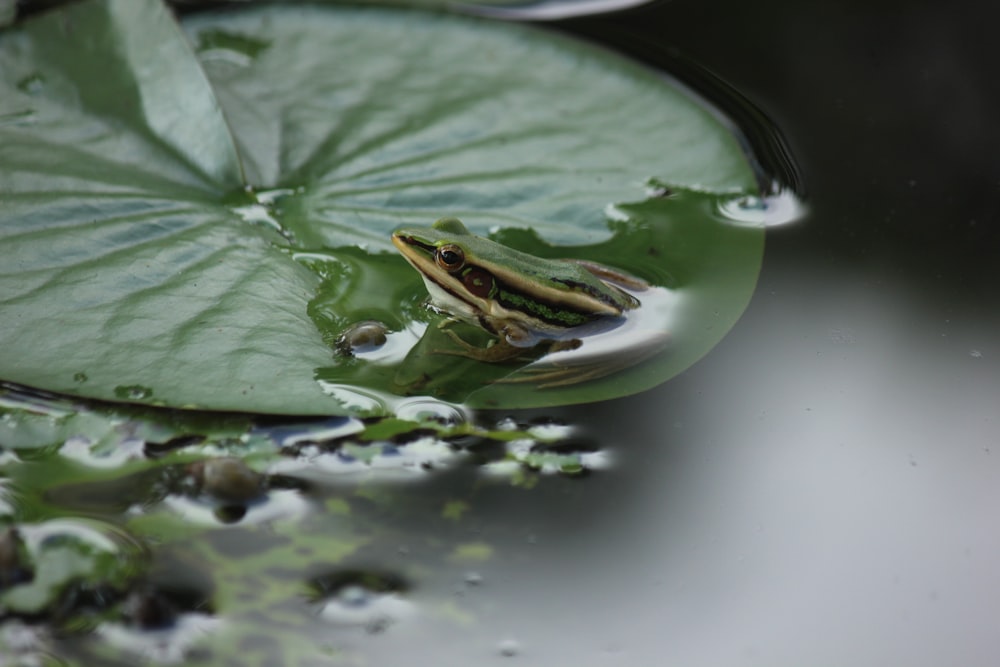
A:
[434,318,579,363]
[436,328,527,363]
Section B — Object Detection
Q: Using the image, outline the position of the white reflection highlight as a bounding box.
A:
[716,188,807,227]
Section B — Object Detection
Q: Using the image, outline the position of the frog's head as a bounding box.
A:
[390,217,476,280]
[391,217,501,320]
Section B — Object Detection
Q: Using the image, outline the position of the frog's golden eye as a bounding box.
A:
[436,244,465,272]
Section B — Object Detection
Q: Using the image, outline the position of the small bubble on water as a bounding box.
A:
[189,457,265,503]
[314,571,414,629]
[338,585,369,607]
[526,422,572,441]
[464,571,483,586]
[16,73,45,95]
[970,349,983,358]
[829,327,857,344]
[497,638,521,657]
[495,417,519,431]
[336,320,389,356]
[716,188,806,227]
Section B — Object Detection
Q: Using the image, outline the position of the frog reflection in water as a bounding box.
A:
[391,217,646,362]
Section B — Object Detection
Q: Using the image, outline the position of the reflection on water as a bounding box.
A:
[309,569,414,631]
[424,270,1000,667]
[0,388,618,663]
[4,282,997,666]
[98,607,222,665]
[459,0,655,21]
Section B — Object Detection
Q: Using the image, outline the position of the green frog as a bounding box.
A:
[391,218,645,362]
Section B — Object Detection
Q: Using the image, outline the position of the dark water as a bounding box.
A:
[520,3,1000,665]
[4,1,999,665]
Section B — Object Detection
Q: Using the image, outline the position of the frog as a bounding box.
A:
[391,218,646,362]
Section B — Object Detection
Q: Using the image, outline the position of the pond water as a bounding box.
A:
[2,1,999,666]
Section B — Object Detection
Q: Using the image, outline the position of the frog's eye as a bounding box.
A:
[436,244,465,272]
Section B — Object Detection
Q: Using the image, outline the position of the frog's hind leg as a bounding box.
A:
[570,259,649,291]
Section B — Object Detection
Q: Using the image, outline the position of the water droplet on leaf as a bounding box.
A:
[114,385,153,401]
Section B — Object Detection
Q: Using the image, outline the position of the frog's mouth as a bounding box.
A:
[390,231,433,262]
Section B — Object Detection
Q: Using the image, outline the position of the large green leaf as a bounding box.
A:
[189,6,753,243]
[0,0,761,415]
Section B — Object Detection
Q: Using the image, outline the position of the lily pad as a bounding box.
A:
[0,0,761,415]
